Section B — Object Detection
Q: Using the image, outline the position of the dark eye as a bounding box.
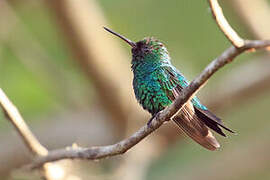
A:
[144,48,151,53]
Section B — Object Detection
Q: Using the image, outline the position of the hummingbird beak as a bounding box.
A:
[103,27,136,48]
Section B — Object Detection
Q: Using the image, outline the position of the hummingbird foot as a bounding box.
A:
[147,112,161,128]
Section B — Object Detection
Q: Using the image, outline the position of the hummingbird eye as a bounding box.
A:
[144,48,151,53]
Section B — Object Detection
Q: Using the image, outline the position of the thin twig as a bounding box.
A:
[0,88,48,156]
[29,40,270,169]
[2,0,270,173]
[208,0,245,47]
[0,88,67,179]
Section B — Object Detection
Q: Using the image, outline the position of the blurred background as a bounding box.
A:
[0,0,270,179]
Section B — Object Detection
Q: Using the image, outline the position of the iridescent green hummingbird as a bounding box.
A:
[104,27,234,150]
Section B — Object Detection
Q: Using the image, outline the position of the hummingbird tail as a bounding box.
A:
[194,107,235,135]
[172,102,220,151]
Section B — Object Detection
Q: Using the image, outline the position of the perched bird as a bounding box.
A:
[104,27,234,150]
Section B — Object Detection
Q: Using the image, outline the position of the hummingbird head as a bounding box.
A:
[104,27,171,65]
[131,37,170,63]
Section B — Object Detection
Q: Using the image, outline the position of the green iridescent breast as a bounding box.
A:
[133,63,173,115]
[131,37,207,115]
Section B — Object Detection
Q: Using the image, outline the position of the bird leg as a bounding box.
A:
[147,111,161,128]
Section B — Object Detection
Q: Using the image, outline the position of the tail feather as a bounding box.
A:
[172,103,220,151]
[194,107,235,135]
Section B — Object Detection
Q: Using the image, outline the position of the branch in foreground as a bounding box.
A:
[0,88,61,179]
[0,88,47,156]
[29,40,270,169]
[208,0,245,48]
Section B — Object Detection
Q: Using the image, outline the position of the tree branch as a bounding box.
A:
[29,39,270,169]
[0,88,48,156]
[208,0,245,47]
[0,88,65,179]
[2,0,270,174]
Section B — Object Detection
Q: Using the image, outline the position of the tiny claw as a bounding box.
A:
[147,112,161,128]
[147,116,155,128]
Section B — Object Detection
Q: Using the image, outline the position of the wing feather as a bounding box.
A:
[157,66,221,150]
[162,65,234,136]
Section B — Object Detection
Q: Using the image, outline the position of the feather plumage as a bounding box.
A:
[103,28,234,150]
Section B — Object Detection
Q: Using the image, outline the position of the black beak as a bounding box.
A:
[104,27,136,48]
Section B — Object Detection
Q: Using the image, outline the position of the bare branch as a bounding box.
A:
[2,0,269,174]
[208,0,245,47]
[29,40,270,169]
[0,88,64,179]
[206,0,270,112]
[0,88,48,156]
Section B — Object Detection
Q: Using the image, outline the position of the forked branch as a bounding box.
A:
[208,0,245,47]
[1,0,270,172]
[0,88,47,156]
[29,40,270,169]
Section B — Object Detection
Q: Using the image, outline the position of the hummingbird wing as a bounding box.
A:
[157,66,220,150]
[162,65,234,136]
[172,102,221,150]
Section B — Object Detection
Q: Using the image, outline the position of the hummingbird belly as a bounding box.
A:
[133,73,172,115]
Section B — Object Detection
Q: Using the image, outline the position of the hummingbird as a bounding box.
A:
[104,27,234,150]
